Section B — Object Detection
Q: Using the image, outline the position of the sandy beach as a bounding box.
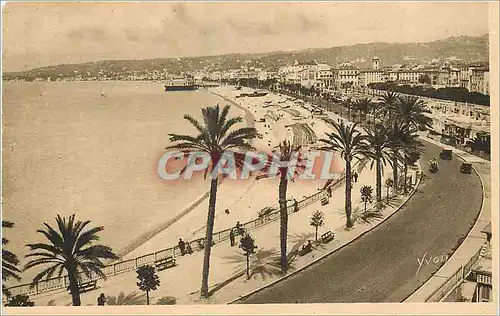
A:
[121,85,339,259]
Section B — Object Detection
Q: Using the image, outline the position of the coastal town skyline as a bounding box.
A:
[2,2,489,72]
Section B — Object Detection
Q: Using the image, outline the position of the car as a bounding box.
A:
[440,149,452,160]
[460,163,472,174]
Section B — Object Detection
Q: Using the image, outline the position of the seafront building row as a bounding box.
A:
[203,57,489,96]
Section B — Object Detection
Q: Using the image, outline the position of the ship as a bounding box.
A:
[164,77,198,91]
[248,90,268,97]
[237,90,268,98]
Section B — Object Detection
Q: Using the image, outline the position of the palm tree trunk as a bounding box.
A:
[315,227,318,242]
[246,253,250,279]
[200,178,218,298]
[278,174,289,275]
[392,156,398,191]
[345,160,353,228]
[67,270,81,306]
[376,158,382,203]
[146,290,150,305]
[403,161,408,194]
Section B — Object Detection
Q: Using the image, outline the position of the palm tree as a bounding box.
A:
[257,140,302,275]
[319,121,368,228]
[2,221,21,297]
[24,214,118,306]
[386,121,407,192]
[360,185,374,212]
[385,178,394,203]
[400,133,424,193]
[379,91,399,119]
[394,95,433,130]
[368,102,378,126]
[388,122,423,192]
[354,98,371,124]
[343,98,353,121]
[364,124,395,205]
[166,105,260,297]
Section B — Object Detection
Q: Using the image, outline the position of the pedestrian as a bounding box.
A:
[353,171,358,183]
[293,198,299,212]
[185,242,193,254]
[235,221,242,235]
[229,229,235,247]
[97,293,106,306]
[178,238,186,256]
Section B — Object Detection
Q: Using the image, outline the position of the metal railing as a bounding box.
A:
[425,246,483,302]
[6,171,349,298]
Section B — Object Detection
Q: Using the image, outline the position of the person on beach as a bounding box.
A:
[178,238,186,255]
[229,229,236,247]
[97,293,106,306]
[353,172,358,183]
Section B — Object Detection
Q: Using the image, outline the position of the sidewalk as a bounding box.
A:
[28,158,410,306]
[405,134,491,302]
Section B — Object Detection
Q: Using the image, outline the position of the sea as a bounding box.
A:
[1,81,244,281]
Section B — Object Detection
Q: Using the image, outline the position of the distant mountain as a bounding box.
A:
[3,35,489,80]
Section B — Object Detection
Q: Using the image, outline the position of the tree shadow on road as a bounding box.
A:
[383,194,405,209]
[351,206,384,225]
[106,291,147,305]
[221,247,294,282]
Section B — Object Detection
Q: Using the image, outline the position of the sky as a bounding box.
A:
[2,1,490,72]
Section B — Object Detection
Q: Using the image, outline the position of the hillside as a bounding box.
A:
[3,34,489,80]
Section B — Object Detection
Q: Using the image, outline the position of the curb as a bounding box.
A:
[227,161,423,304]
[403,138,488,302]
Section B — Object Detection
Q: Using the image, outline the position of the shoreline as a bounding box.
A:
[117,88,256,259]
[119,86,336,258]
[207,88,256,128]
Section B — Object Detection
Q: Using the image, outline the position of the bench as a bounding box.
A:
[298,242,313,256]
[155,256,176,271]
[67,280,98,294]
[321,197,329,206]
[321,231,335,244]
[258,207,274,218]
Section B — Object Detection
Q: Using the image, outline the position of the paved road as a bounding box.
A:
[238,141,483,303]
